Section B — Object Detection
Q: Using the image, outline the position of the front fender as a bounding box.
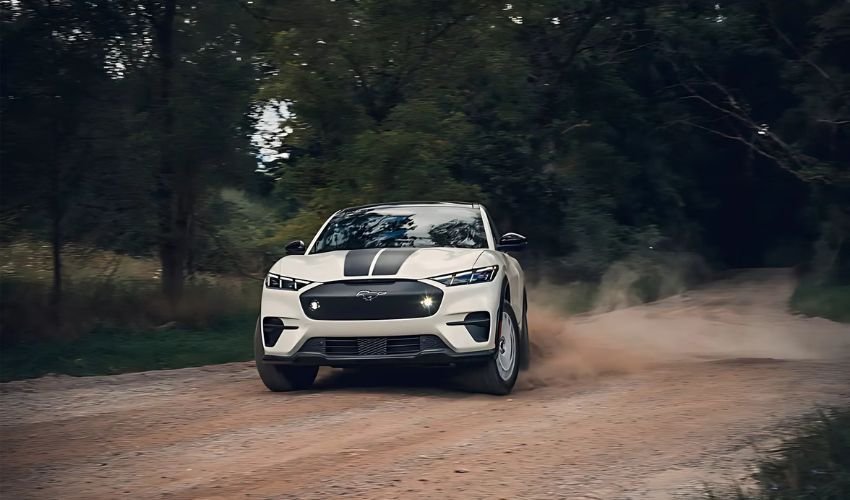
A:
[473,250,525,311]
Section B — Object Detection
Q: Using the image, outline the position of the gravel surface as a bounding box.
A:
[1,269,848,499]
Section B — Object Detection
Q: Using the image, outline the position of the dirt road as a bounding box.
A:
[2,269,848,499]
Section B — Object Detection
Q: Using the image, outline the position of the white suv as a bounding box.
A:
[255,201,529,394]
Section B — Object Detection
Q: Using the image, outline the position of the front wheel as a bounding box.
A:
[463,300,521,395]
[254,321,318,392]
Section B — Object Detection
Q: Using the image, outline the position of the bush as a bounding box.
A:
[708,408,850,499]
[0,239,262,344]
[756,409,850,499]
[0,277,260,345]
[790,280,850,323]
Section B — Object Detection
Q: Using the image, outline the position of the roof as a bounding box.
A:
[339,201,480,212]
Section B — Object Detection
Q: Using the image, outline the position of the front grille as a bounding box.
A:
[299,335,448,357]
[358,337,387,356]
[299,280,443,320]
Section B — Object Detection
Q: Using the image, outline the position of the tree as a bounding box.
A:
[2,0,263,308]
[139,0,261,302]
[658,0,850,276]
[1,0,132,306]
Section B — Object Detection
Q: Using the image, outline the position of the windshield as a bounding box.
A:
[311,206,488,253]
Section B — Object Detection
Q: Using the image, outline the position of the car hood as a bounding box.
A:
[271,247,486,283]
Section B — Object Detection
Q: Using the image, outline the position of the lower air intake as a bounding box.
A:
[299,335,448,357]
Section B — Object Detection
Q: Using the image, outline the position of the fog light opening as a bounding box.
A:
[262,317,285,347]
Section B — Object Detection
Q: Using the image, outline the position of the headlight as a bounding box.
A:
[430,265,498,286]
[266,273,312,291]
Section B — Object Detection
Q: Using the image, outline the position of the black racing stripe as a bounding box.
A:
[371,249,418,276]
[344,249,382,276]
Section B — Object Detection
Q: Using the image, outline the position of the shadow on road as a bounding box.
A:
[312,366,480,397]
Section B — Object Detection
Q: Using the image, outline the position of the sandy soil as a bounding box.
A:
[1,268,848,499]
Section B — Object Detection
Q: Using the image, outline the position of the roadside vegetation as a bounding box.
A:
[0,318,254,382]
[530,250,710,314]
[791,280,850,323]
[0,240,259,381]
[708,408,850,500]
[0,239,262,340]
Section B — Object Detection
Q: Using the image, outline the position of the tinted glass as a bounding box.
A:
[311,206,487,253]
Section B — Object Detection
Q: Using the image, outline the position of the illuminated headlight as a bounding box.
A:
[430,266,498,286]
[266,273,312,291]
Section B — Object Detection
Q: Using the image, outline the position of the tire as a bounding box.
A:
[519,289,531,371]
[463,299,521,395]
[254,320,318,392]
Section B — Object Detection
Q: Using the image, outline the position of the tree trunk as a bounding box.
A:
[832,204,850,284]
[49,190,63,310]
[175,169,194,282]
[155,0,182,306]
[45,0,63,316]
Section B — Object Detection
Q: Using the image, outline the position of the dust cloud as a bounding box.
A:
[520,269,850,390]
[520,306,649,390]
[593,251,709,311]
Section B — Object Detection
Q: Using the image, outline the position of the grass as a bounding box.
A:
[0,314,255,382]
[707,408,850,499]
[0,238,162,283]
[0,276,261,343]
[0,239,262,381]
[790,280,850,323]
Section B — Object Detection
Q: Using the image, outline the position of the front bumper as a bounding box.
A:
[262,348,496,367]
[260,277,502,363]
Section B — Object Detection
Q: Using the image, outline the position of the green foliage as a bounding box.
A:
[707,408,850,499]
[255,0,848,280]
[0,276,259,344]
[755,409,850,499]
[791,280,850,323]
[1,0,264,303]
[0,240,261,343]
[0,317,254,382]
[195,188,285,274]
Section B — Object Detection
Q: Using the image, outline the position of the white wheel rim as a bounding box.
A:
[496,311,516,380]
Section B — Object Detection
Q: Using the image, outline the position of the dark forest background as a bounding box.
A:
[1,0,849,349]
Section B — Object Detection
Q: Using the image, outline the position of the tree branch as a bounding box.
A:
[817,119,850,126]
[234,0,288,23]
[558,0,618,69]
[766,5,832,82]
[665,53,832,183]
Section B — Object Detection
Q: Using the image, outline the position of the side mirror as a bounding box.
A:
[285,240,306,256]
[496,232,527,252]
